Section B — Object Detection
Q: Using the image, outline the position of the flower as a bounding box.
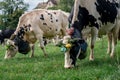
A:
[65,43,72,48]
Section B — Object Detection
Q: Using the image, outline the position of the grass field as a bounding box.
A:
[0,37,120,80]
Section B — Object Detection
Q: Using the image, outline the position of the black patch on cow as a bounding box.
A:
[17,27,25,39]
[54,12,56,14]
[43,23,47,25]
[49,28,52,30]
[40,14,44,20]
[56,19,58,22]
[71,6,99,31]
[43,37,47,46]
[50,14,53,20]
[89,15,99,28]
[51,21,53,23]
[24,25,28,32]
[47,12,51,15]
[17,24,31,39]
[95,0,118,24]
[13,35,30,54]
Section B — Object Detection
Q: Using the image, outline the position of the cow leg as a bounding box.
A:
[52,36,59,45]
[107,33,112,54]
[110,33,118,57]
[110,21,120,57]
[35,30,47,56]
[89,27,98,61]
[39,37,47,56]
[30,44,35,58]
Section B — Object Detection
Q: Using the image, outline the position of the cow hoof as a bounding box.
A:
[43,53,48,57]
[64,66,70,69]
[89,55,94,61]
[30,55,34,58]
[89,57,94,61]
[64,66,73,69]
[64,65,74,69]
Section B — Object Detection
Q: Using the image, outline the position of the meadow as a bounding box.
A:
[0,37,120,80]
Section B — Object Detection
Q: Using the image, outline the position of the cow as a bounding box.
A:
[0,29,15,44]
[63,0,120,68]
[62,27,88,68]
[4,9,69,59]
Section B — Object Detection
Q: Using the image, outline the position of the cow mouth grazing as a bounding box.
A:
[4,39,18,59]
[4,35,31,59]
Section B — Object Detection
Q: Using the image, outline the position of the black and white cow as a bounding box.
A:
[0,29,15,44]
[64,0,120,68]
[62,27,88,68]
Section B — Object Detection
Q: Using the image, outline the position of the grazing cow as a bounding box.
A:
[0,29,15,44]
[62,27,88,68]
[4,9,69,59]
[64,0,120,68]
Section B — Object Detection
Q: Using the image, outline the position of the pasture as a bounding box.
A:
[0,37,120,80]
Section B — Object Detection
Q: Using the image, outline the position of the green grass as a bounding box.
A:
[0,37,120,80]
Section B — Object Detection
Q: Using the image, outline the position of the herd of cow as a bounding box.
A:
[1,0,120,68]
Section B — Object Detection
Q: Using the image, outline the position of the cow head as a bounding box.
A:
[63,27,87,68]
[4,25,31,59]
[4,39,18,59]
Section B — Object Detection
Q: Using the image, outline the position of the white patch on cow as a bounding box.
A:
[98,22,116,37]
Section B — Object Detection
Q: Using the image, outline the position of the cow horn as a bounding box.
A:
[10,34,16,40]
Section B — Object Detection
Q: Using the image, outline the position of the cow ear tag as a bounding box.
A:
[61,46,67,52]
